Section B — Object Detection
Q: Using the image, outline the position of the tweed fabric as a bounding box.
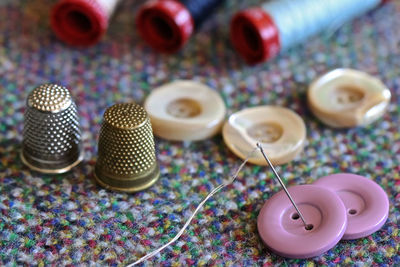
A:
[0,0,399,266]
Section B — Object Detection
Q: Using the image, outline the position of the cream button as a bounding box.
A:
[308,69,391,128]
[222,106,306,166]
[144,80,226,141]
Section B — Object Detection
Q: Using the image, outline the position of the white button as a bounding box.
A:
[144,80,226,141]
[308,69,391,128]
[222,106,306,165]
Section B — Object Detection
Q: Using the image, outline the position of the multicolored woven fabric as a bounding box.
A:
[1,0,399,266]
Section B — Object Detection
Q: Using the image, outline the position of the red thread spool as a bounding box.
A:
[136,0,194,53]
[230,8,280,65]
[51,0,120,46]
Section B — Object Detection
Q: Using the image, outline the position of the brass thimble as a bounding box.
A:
[94,103,160,192]
[21,84,83,173]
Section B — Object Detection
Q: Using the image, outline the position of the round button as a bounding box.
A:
[258,185,347,258]
[222,106,306,165]
[308,68,391,128]
[313,173,389,240]
[144,80,226,141]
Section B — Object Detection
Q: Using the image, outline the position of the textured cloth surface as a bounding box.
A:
[1,0,400,266]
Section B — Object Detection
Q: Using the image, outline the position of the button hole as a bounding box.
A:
[348,209,357,215]
[291,213,300,220]
[305,224,314,231]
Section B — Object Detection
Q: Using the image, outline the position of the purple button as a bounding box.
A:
[314,173,389,240]
[257,185,347,258]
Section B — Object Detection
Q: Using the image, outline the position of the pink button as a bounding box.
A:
[313,173,389,240]
[257,185,347,258]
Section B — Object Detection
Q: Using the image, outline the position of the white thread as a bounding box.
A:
[127,147,259,266]
[262,0,380,50]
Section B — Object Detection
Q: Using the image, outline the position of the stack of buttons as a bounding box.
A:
[257,173,389,258]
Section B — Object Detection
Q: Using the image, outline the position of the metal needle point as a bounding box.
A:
[256,142,309,228]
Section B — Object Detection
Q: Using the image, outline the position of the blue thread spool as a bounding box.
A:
[231,0,389,64]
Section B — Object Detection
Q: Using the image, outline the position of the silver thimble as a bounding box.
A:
[21,84,83,173]
[94,103,160,192]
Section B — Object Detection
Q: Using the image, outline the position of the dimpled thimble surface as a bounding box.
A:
[21,84,83,173]
[94,103,160,192]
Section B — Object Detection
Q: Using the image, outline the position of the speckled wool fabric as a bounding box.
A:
[1,0,400,266]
